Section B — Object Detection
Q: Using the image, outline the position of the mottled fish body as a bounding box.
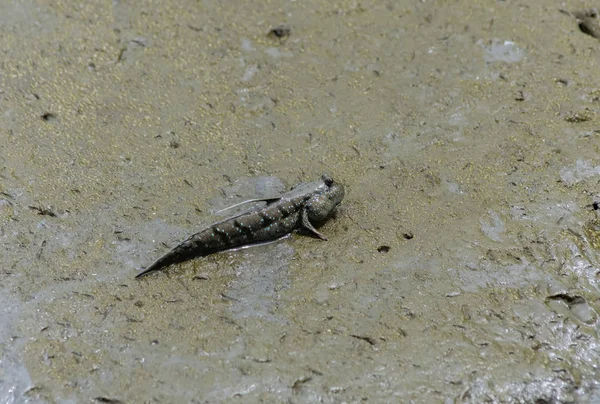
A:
[136,174,344,278]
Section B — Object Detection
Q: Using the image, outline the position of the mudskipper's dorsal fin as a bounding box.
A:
[214,197,281,215]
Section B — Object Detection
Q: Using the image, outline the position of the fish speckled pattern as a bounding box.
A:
[136,174,345,278]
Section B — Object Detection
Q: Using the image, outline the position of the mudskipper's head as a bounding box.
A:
[305,174,345,222]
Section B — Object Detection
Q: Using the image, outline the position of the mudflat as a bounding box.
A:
[1,1,599,402]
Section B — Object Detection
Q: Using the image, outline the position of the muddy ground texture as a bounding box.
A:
[3,0,600,402]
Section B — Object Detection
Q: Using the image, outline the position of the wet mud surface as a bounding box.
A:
[2,0,600,402]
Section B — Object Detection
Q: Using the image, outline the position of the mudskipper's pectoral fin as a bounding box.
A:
[301,209,328,241]
[214,197,282,215]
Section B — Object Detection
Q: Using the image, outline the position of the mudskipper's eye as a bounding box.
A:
[322,174,333,187]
